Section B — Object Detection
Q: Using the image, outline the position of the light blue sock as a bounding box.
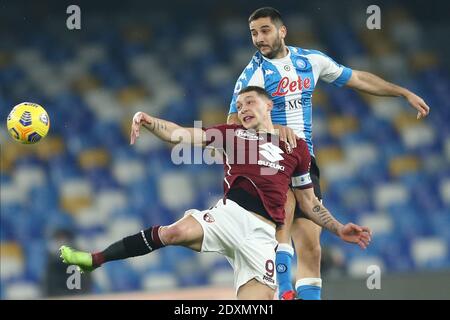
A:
[296,278,322,300]
[276,243,294,298]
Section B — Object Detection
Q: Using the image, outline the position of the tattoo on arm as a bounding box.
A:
[311,205,339,234]
[151,119,167,133]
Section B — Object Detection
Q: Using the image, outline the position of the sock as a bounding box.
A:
[296,278,322,300]
[275,243,294,298]
[92,225,164,267]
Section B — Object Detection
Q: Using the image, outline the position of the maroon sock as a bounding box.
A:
[91,252,105,268]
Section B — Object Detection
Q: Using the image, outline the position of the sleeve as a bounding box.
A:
[229,55,265,114]
[309,50,352,87]
[291,139,313,189]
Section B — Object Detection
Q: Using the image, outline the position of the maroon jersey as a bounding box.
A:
[205,124,313,224]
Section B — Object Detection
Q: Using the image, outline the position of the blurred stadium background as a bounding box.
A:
[0,0,449,299]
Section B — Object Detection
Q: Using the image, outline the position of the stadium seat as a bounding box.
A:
[411,237,448,269]
[2,2,449,297]
[0,242,25,281]
[358,212,394,236]
[59,178,93,215]
[439,178,450,206]
[103,260,142,292]
[142,271,179,292]
[4,280,41,300]
[112,159,146,186]
[347,256,385,278]
[208,260,235,287]
[158,172,195,211]
[374,183,409,210]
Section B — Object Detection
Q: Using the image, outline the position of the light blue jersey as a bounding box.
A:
[229,46,352,156]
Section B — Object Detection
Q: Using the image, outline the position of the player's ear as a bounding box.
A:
[279,25,287,40]
[267,100,273,112]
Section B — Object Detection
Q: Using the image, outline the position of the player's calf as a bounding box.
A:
[60,225,165,270]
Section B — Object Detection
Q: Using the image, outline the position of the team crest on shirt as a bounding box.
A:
[203,212,215,223]
[296,58,306,69]
[235,129,263,141]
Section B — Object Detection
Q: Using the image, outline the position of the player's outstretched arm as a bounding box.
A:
[346,70,430,119]
[293,187,372,249]
[130,111,206,146]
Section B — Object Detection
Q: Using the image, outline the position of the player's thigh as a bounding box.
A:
[237,278,275,300]
[232,221,277,294]
[186,201,245,255]
[276,189,296,243]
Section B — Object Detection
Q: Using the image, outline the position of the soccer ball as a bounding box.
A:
[6,102,50,144]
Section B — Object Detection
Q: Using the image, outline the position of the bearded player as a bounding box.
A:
[227,7,430,300]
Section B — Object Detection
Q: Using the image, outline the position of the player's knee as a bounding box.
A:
[298,243,321,264]
[161,224,185,245]
[307,244,322,261]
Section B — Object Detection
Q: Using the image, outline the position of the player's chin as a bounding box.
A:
[259,47,272,57]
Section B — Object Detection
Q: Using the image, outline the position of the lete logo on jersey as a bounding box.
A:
[272,76,311,97]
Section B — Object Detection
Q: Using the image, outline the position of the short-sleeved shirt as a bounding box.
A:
[205,124,312,224]
[229,46,352,156]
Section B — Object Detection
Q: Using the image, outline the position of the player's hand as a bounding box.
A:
[337,223,372,250]
[405,92,430,120]
[274,124,298,149]
[130,111,150,145]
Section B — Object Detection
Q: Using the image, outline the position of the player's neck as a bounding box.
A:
[273,45,289,59]
[256,121,275,135]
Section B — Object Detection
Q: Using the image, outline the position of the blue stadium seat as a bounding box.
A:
[2,2,449,297]
[103,261,142,292]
